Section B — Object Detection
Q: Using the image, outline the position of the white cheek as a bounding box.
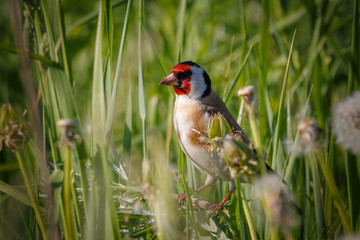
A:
[188,66,208,98]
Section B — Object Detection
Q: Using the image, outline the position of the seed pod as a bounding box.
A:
[0,104,28,151]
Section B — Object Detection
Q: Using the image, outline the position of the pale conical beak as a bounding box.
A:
[159,72,178,86]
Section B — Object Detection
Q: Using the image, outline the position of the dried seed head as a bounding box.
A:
[220,133,259,182]
[57,118,81,148]
[57,118,77,128]
[237,86,258,115]
[237,86,257,104]
[298,118,321,141]
[298,118,322,152]
[22,0,41,52]
[39,33,49,71]
[332,91,360,154]
[198,131,222,158]
[285,117,322,155]
[0,104,28,151]
[237,85,256,95]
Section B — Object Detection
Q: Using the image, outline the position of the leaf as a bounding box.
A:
[105,0,133,138]
[272,29,297,170]
[0,180,46,212]
[224,46,253,106]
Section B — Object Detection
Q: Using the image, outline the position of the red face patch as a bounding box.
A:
[171,64,191,73]
[174,79,191,95]
[170,63,192,95]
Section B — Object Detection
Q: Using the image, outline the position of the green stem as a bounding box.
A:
[55,0,72,83]
[304,157,310,237]
[15,151,47,240]
[179,153,199,238]
[309,154,326,238]
[63,148,77,240]
[234,181,249,239]
[272,30,296,169]
[239,186,257,240]
[315,151,352,233]
[269,226,280,240]
[324,135,335,228]
[249,111,261,150]
[257,190,280,240]
[99,146,121,239]
[71,171,83,235]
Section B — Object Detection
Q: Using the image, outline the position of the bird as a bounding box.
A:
[159,61,302,215]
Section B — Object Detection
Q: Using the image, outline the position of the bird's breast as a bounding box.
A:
[173,97,231,181]
[174,98,209,147]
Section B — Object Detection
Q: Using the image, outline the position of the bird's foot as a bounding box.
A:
[208,202,225,214]
[208,201,225,213]
[207,202,230,218]
[177,193,188,204]
[207,191,233,216]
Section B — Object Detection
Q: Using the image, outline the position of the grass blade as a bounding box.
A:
[224,45,253,106]
[0,44,62,69]
[310,154,327,238]
[55,0,72,83]
[65,0,127,36]
[348,0,360,92]
[138,0,148,175]
[271,29,296,170]
[176,0,187,61]
[0,180,45,212]
[15,152,47,240]
[316,150,352,233]
[123,81,132,176]
[105,0,133,138]
[346,0,360,231]
[92,0,106,136]
[62,149,77,240]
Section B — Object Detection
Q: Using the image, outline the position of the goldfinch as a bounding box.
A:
[159,61,301,214]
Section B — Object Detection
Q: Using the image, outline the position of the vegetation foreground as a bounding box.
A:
[0,0,359,239]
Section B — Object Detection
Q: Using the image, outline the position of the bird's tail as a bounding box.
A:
[265,165,304,217]
[289,199,304,217]
[280,190,304,217]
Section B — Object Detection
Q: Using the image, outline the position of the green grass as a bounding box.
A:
[0,0,359,239]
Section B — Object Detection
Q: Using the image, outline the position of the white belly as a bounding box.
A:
[174,96,231,181]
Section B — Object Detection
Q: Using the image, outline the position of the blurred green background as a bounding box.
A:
[0,0,359,239]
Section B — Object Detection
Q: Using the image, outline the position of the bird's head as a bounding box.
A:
[159,61,212,99]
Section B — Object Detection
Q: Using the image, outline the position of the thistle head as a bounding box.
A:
[220,133,259,182]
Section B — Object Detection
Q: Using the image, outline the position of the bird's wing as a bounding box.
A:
[202,90,287,184]
[202,91,251,145]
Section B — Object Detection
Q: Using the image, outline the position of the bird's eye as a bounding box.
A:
[184,71,192,78]
[178,71,192,81]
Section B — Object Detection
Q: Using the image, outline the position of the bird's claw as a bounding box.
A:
[207,203,230,218]
[208,203,223,213]
[177,193,188,204]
